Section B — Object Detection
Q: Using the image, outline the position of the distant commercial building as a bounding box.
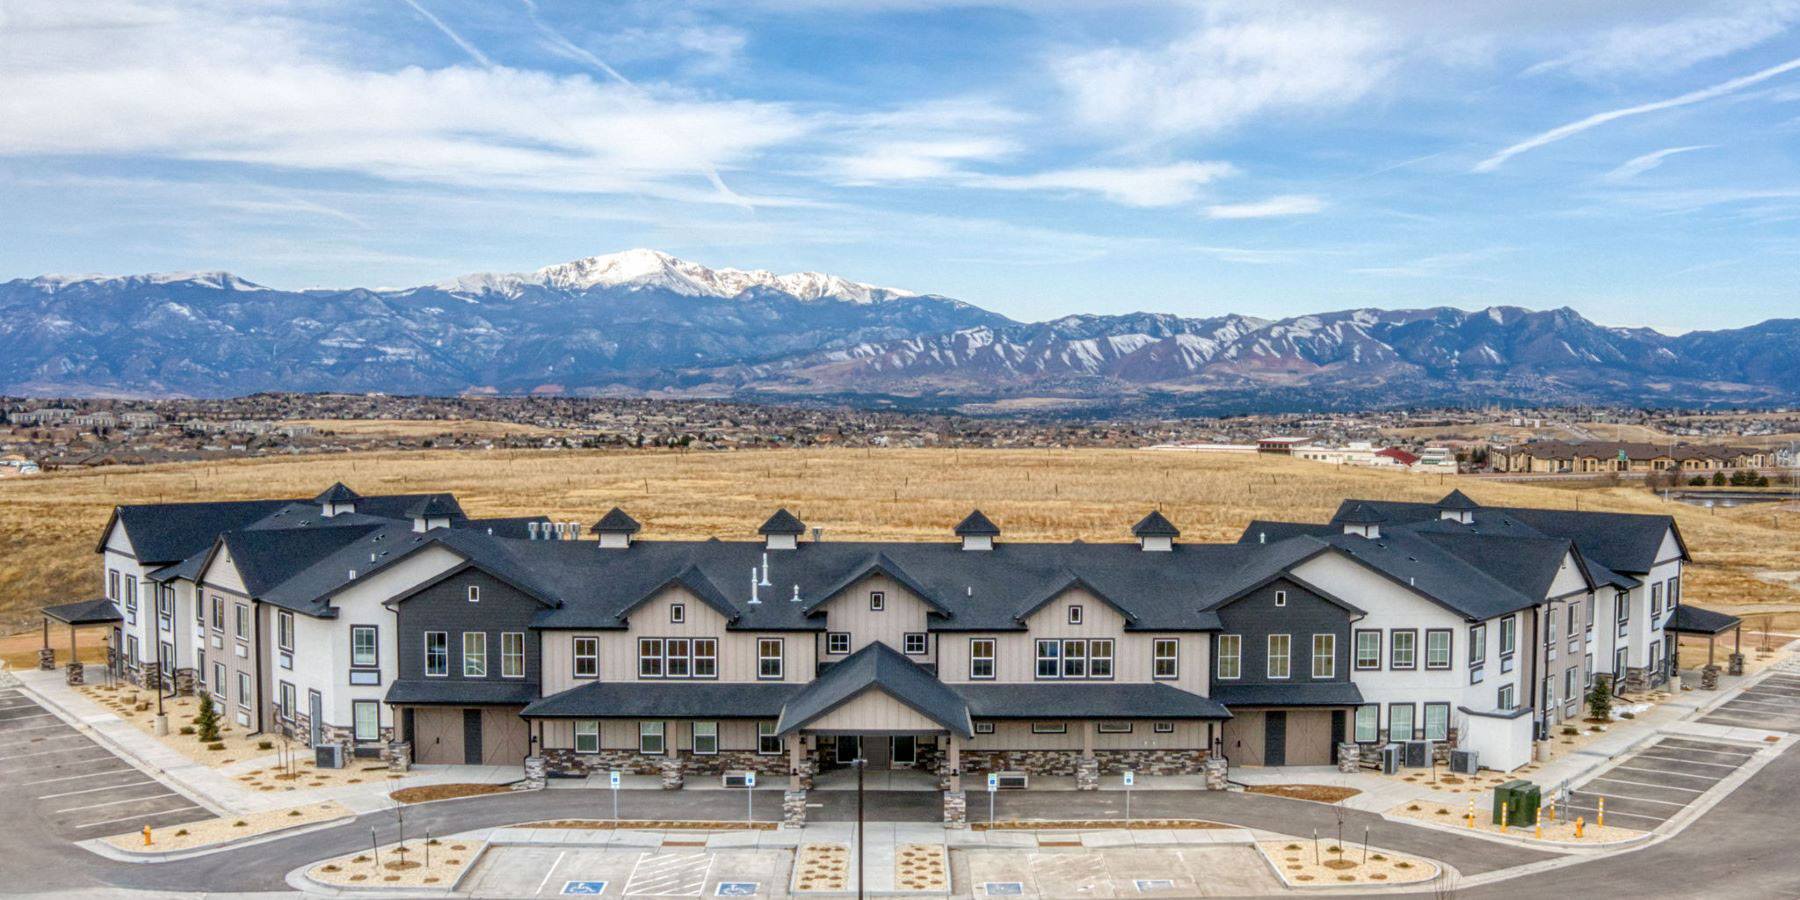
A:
[1493,441,1769,474]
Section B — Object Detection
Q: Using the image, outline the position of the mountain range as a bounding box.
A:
[3,249,1795,414]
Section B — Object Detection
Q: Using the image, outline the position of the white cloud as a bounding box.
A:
[1052,11,1392,139]
[831,139,1019,183]
[1603,145,1715,182]
[1350,248,1511,278]
[974,162,1238,208]
[1205,194,1325,219]
[1525,1,1800,78]
[1475,55,1800,172]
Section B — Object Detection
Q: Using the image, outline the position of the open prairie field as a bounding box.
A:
[1,448,1796,634]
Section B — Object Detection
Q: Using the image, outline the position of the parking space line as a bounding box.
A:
[1629,754,1741,769]
[1570,789,1687,808]
[22,768,137,786]
[0,746,113,762]
[1608,765,1721,783]
[73,805,203,831]
[1714,697,1800,710]
[1591,775,1705,794]
[55,791,178,814]
[0,713,52,722]
[0,724,74,735]
[1651,739,1758,754]
[1559,804,1666,825]
[0,734,84,752]
[534,850,566,896]
[39,780,156,800]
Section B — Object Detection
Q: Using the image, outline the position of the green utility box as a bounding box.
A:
[1492,780,1541,827]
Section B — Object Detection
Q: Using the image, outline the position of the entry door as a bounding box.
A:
[891,736,917,767]
[1264,711,1287,767]
[308,690,323,747]
[412,708,464,764]
[834,735,861,764]
[1615,647,1628,681]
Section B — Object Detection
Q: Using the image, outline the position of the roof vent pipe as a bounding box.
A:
[812,527,823,543]
[348,569,357,580]
[760,554,773,587]
[791,584,801,602]
[966,586,973,597]
[528,522,539,541]
[1259,531,1266,544]
[570,522,582,541]
[749,568,761,605]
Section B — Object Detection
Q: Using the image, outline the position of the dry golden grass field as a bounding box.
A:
[2,448,1796,639]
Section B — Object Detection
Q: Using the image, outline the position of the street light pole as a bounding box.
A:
[855,757,866,900]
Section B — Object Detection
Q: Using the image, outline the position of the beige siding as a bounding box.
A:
[540,717,773,753]
[964,720,1207,751]
[807,690,942,733]
[935,587,1209,695]
[1222,711,1266,765]
[814,574,935,663]
[1285,711,1334,766]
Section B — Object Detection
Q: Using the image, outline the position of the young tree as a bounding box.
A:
[195,691,220,743]
[1712,471,1728,486]
[1587,674,1613,723]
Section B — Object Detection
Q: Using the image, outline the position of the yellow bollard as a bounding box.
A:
[1535,807,1542,840]
[1467,798,1475,829]
[1575,816,1585,838]
[142,825,152,846]
[1548,799,1556,823]
[1598,797,1605,829]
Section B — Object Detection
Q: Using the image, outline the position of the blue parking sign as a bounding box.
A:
[561,881,607,895]
[717,883,759,896]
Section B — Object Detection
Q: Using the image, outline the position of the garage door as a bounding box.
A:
[413,707,466,765]
[1222,711,1266,766]
[480,707,528,766]
[1285,710,1334,766]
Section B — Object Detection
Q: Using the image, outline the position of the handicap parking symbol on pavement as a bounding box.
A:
[982,882,1024,896]
[716,882,759,896]
[561,880,608,895]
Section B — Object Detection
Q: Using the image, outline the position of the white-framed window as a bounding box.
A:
[1565,668,1578,710]
[466,584,480,603]
[1650,582,1663,617]
[1354,630,1381,670]
[1498,683,1516,710]
[574,636,599,678]
[107,569,120,601]
[869,591,885,612]
[353,700,380,742]
[639,638,664,678]
[1468,623,1486,667]
[277,610,295,653]
[1097,722,1132,734]
[157,586,173,626]
[1424,703,1450,742]
[826,632,851,655]
[1031,722,1066,734]
[1060,639,1087,678]
[974,722,995,734]
[1500,615,1517,660]
[758,638,784,680]
[692,721,718,755]
[666,639,691,678]
[1567,604,1580,638]
[501,632,525,678]
[970,638,996,679]
[237,671,252,708]
[758,722,782,755]
[463,632,487,677]
[124,575,137,624]
[351,625,378,669]
[1390,630,1417,670]
[1387,703,1414,742]
[1311,634,1335,679]
[1354,704,1379,743]
[692,638,718,678]
[1274,590,1287,607]
[234,603,249,640]
[424,632,448,676]
[1425,629,1452,670]
[1152,639,1179,679]
[212,662,226,702]
[574,720,600,754]
[639,721,665,755]
[1217,635,1242,680]
[903,633,928,655]
[1067,605,1083,625]
[196,650,206,685]
[1035,639,1059,678]
[1088,639,1114,678]
[279,681,296,721]
[1267,634,1291,679]
[211,596,224,630]
[670,603,685,624]
[1153,722,1175,734]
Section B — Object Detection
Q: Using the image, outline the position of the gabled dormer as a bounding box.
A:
[1132,510,1180,552]
[1435,489,1478,525]
[953,509,999,551]
[314,482,360,518]
[759,508,806,550]
[593,507,641,549]
[1340,502,1384,539]
[406,495,457,533]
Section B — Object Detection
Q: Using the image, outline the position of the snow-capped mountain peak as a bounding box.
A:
[30,271,264,292]
[438,249,915,304]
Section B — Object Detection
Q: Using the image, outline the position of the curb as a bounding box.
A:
[287,839,493,897]
[1250,838,1451,892]
[78,811,359,863]
[1374,808,1653,854]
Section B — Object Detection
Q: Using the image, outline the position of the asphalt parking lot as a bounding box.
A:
[1561,736,1759,831]
[955,845,1278,898]
[463,846,793,897]
[0,686,211,841]
[1697,670,1800,733]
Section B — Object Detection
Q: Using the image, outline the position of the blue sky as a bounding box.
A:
[2,1,1797,333]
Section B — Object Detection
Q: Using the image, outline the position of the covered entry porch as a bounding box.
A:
[388,680,537,767]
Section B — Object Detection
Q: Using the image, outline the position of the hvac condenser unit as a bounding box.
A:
[1380,744,1402,775]
[994,771,1030,789]
[721,772,753,788]
[314,743,344,769]
[1404,740,1433,769]
[1450,749,1479,775]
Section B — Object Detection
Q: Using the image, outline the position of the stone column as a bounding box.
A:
[522,755,547,790]
[943,790,967,828]
[65,661,85,686]
[782,790,808,828]
[38,648,54,671]
[946,734,962,793]
[1728,653,1745,677]
[1076,725,1098,790]
[142,661,161,693]
[789,735,805,792]
[1202,756,1228,790]
[659,753,685,790]
[1336,743,1360,773]
[388,741,412,772]
[1701,665,1721,691]
[173,668,196,696]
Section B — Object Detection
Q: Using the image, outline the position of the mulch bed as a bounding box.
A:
[389,783,514,804]
[523,819,777,830]
[972,818,1231,830]
[1245,784,1362,803]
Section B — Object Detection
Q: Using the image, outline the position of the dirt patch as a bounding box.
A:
[972,818,1231,830]
[390,783,514,804]
[523,819,777,830]
[104,802,348,853]
[1389,800,1645,844]
[795,843,849,892]
[1257,840,1437,887]
[307,838,482,889]
[1245,784,1362,803]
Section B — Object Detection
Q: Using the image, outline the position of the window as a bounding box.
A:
[869,591,885,612]
[1616,591,1630,637]
[1500,615,1516,658]
[353,700,380,742]
[692,638,718,678]
[1311,634,1335,679]
[1498,683,1516,710]
[1567,604,1580,638]
[1425,629,1452,670]
[639,638,664,677]
[1154,722,1175,734]
[1089,639,1114,678]
[1061,639,1087,678]
[351,626,378,668]
[424,632,448,676]
[277,610,295,653]
[692,721,718,755]
[197,593,206,625]
[1274,590,1287,607]
[1097,722,1132,734]
[1267,634,1291,679]
[279,681,296,721]
[467,585,480,603]
[903,633,928,655]
[1587,598,1596,634]
[1650,582,1662,617]
[669,603,685,624]
[573,637,599,678]
[212,662,225,701]
[1424,703,1450,742]
[196,650,205,685]
[1031,722,1066,734]
[234,603,249,640]
[158,587,173,626]
[124,575,137,624]
[107,569,120,600]
[639,721,665,754]
[1067,605,1083,625]
[1565,668,1578,708]
[758,722,782,755]
[970,639,996,679]
[1354,705,1379,743]
[1390,629,1417,670]
[1669,575,1681,607]
[126,635,139,666]
[237,671,252,708]
[758,638,784,679]
[826,633,851,655]
[1035,639,1060,678]
[212,596,224,630]
[574,720,600,754]
[1217,635,1242,680]
[1387,703,1414,742]
[463,632,487,677]
[1152,639,1179,679]
[974,722,995,734]
[665,639,691,678]
[1468,624,1486,666]
[1354,630,1381,670]
[501,632,525,678]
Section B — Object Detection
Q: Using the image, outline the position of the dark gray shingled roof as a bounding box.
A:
[209,523,387,601]
[1339,502,1387,525]
[759,508,807,535]
[386,680,540,706]
[1327,499,1685,575]
[1320,531,1541,619]
[1210,682,1364,707]
[1131,510,1180,537]
[1435,489,1480,510]
[405,494,460,519]
[776,642,973,737]
[42,597,123,625]
[594,507,641,534]
[953,510,1000,536]
[523,681,801,718]
[955,683,1229,720]
[1666,604,1740,636]
[313,482,361,504]
[100,498,300,564]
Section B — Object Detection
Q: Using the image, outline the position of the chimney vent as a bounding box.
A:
[348,569,357,580]
[791,584,801,602]
[749,567,762,605]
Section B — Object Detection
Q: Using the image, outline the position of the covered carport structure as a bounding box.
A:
[1667,604,1744,689]
[39,597,121,685]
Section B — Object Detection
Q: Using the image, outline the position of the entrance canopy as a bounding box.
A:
[42,597,122,626]
[1666,604,1741,636]
[777,642,972,737]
